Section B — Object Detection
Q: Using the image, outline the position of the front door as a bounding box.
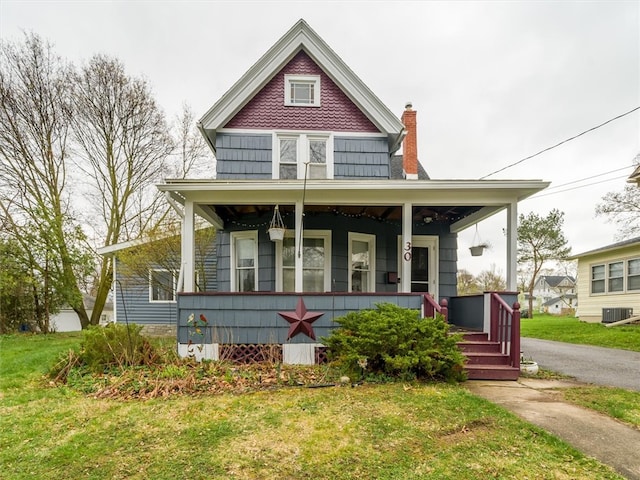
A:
[398,235,438,298]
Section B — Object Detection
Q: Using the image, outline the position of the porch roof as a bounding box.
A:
[157,178,549,232]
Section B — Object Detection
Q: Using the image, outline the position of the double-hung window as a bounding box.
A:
[591,265,605,293]
[628,259,640,291]
[608,262,624,292]
[349,232,375,292]
[274,133,332,180]
[231,231,258,292]
[279,231,331,292]
[150,269,176,302]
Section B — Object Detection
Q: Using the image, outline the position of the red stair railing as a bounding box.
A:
[489,293,521,368]
[423,294,448,322]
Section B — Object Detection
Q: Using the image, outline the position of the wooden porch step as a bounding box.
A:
[464,352,511,365]
[457,341,502,353]
[465,364,520,381]
[459,332,489,342]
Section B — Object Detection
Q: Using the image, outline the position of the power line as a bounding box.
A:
[526,174,629,199]
[480,106,640,179]
[542,164,635,191]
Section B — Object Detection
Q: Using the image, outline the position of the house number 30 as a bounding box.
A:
[403,242,412,261]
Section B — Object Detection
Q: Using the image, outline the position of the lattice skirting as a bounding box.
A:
[315,346,328,364]
[178,342,328,365]
[219,344,283,363]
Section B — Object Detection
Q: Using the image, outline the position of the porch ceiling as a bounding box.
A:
[212,204,483,225]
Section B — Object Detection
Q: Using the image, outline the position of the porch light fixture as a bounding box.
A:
[268,205,286,242]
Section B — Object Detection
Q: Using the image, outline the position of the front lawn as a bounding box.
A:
[521,314,640,352]
[0,333,625,479]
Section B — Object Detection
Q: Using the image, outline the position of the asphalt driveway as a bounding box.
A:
[520,337,640,391]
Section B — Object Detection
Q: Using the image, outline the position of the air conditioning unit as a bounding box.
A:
[601,307,634,323]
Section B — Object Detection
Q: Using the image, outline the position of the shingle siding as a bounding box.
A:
[216,133,272,179]
[334,137,390,179]
[215,215,458,298]
[224,51,379,133]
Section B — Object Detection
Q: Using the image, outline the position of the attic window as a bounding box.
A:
[285,75,320,106]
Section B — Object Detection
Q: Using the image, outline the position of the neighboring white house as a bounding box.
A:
[50,294,113,332]
[531,275,576,314]
[569,237,640,323]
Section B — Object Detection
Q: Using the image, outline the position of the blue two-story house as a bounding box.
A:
[112,19,548,378]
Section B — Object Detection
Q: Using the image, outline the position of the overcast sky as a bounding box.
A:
[2,0,638,276]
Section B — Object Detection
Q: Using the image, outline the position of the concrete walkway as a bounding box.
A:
[465,378,640,480]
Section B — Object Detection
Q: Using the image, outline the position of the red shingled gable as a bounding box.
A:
[224,51,379,132]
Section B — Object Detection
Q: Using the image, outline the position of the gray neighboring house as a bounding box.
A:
[106,20,548,375]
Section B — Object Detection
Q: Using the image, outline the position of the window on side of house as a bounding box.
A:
[628,258,640,291]
[591,264,605,294]
[608,261,624,292]
[284,75,320,106]
[150,269,176,302]
[231,231,258,292]
[274,133,332,180]
[280,231,331,292]
[349,232,375,292]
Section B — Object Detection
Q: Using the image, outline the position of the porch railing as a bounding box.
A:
[423,294,448,322]
[489,293,521,368]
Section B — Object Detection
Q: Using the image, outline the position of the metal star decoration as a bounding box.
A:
[278,298,324,340]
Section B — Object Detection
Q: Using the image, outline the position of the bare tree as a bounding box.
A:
[476,264,507,292]
[170,103,211,179]
[456,269,479,295]
[72,54,174,325]
[595,156,640,240]
[0,34,91,330]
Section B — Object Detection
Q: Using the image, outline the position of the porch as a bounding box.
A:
[176,290,521,380]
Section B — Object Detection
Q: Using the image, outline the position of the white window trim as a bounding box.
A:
[284,74,321,107]
[276,230,332,292]
[230,230,259,292]
[348,232,376,292]
[272,132,334,180]
[149,268,176,303]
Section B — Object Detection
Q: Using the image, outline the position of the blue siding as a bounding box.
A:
[215,214,458,299]
[216,133,272,179]
[334,137,390,179]
[216,134,391,180]
[114,234,217,326]
[177,293,424,344]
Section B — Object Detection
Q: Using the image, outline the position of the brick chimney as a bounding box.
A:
[401,102,418,180]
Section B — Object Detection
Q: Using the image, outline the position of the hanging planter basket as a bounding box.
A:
[268,227,286,241]
[268,205,286,242]
[469,224,490,256]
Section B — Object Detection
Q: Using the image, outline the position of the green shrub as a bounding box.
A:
[80,323,159,372]
[323,303,466,382]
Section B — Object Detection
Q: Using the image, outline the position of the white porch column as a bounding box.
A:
[401,202,412,293]
[506,201,518,291]
[182,200,195,293]
[294,200,304,292]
